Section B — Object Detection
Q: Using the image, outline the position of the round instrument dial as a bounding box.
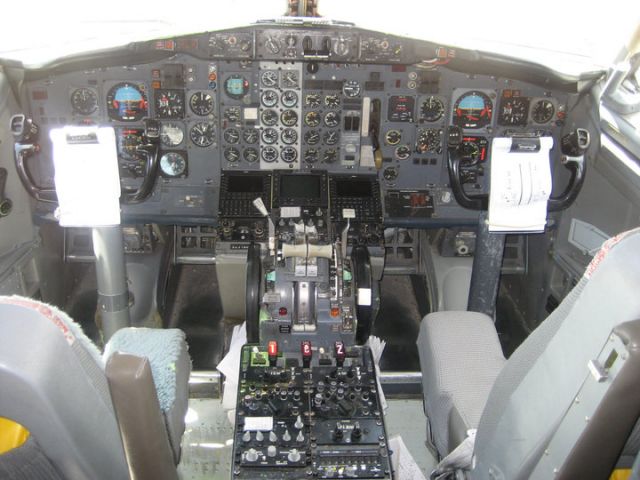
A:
[281,90,299,108]
[324,94,340,108]
[281,128,298,144]
[224,147,240,163]
[385,129,402,145]
[420,96,445,122]
[260,90,278,107]
[189,91,214,116]
[323,130,339,145]
[223,74,250,100]
[305,94,321,108]
[116,128,145,162]
[243,129,258,144]
[498,97,530,126]
[261,109,278,126]
[223,128,240,144]
[323,148,338,163]
[324,111,340,128]
[261,146,278,162]
[383,166,398,181]
[281,109,298,127]
[160,122,184,147]
[281,71,299,88]
[160,152,187,177]
[416,128,442,153]
[224,107,241,123]
[106,82,148,122]
[304,148,319,163]
[261,71,278,87]
[244,147,259,163]
[531,99,555,124]
[154,89,185,118]
[304,111,321,127]
[342,80,361,98]
[264,37,281,54]
[70,87,98,115]
[395,145,411,160]
[453,91,493,129]
[261,128,278,144]
[304,130,320,145]
[281,147,298,163]
[190,122,216,147]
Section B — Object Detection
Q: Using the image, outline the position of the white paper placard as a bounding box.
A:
[243,416,274,431]
[50,126,121,227]
[488,136,553,233]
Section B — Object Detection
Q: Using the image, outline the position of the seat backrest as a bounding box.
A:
[0,296,129,480]
[472,228,640,479]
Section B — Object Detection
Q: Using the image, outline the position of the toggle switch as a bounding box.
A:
[242,431,251,442]
[255,430,264,442]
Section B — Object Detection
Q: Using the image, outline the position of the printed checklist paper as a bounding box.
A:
[488,136,553,233]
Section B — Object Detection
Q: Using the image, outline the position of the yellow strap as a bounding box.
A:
[0,417,30,454]
[610,469,632,480]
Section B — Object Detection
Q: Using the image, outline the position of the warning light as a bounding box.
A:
[330,307,340,317]
[208,72,217,81]
[267,341,278,366]
[278,307,288,316]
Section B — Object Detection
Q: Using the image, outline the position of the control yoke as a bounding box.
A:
[447,126,591,212]
[9,115,161,205]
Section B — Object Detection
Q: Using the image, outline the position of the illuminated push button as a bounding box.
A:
[268,341,278,366]
[335,341,346,367]
[330,307,340,317]
[301,341,312,368]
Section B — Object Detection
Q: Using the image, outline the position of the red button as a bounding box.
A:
[279,307,287,316]
[268,341,278,357]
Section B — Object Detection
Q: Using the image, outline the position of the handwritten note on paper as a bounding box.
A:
[488,137,553,233]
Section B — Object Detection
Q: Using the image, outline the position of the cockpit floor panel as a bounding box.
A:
[373,275,427,372]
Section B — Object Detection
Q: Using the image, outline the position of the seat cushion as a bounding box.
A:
[417,311,506,455]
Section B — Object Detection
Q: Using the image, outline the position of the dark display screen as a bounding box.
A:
[336,180,372,198]
[280,175,321,199]
[227,176,263,193]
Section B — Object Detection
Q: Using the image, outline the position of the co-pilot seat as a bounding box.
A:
[418,227,640,478]
[0,296,191,480]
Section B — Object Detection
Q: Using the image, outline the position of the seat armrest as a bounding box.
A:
[105,352,178,480]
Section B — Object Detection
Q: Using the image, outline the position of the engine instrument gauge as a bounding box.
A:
[304,130,320,145]
[324,94,340,108]
[261,146,278,162]
[498,95,530,126]
[323,148,338,163]
[323,130,339,145]
[261,109,278,126]
[324,111,340,128]
[281,109,298,127]
[223,74,250,100]
[224,147,240,163]
[224,107,241,123]
[261,71,278,88]
[261,128,278,144]
[388,95,415,122]
[304,111,321,127]
[305,94,321,108]
[304,148,319,163]
[160,122,184,147]
[281,128,298,144]
[243,129,258,144]
[281,90,299,108]
[107,83,148,122]
[383,166,398,181]
[385,129,402,145]
[281,71,299,88]
[281,147,298,163]
[244,147,259,163]
[342,80,361,98]
[160,152,187,177]
[453,91,493,129]
[531,99,555,124]
[154,89,185,118]
[116,128,145,161]
[70,87,98,115]
[189,91,214,116]
[416,128,442,153]
[459,136,489,164]
[223,128,240,144]
[419,96,445,122]
[190,122,216,147]
[395,145,411,160]
[260,90,278,107]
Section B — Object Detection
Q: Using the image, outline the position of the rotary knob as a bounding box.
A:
[294,415,304,429]
[245,448,259,462]
[267,445,277,458]
[287,448,301,463]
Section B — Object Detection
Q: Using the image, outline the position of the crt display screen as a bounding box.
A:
[336,179,372,197]
[280,175,321,199]
[227,176,263,193]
